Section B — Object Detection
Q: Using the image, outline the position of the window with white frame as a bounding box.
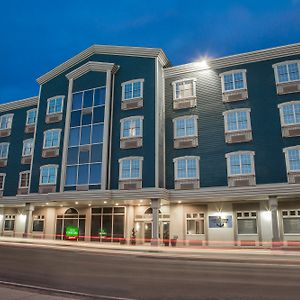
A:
[223,109,251,132]
[0,173,5,190]
[19,171,30,188]
[32,215,45,232]
[43,129,61,149]
[283,146,300,172]
[120,116,143,138]
[173,116,198,138]
[47,96,64,115]
[172,79,196,100]
[4,215,15,231]
[26,109,37,125]
[236,211,257,234]
[186,213,205,235]
[0,143,9,159]
[0,114,13,130]
[226,151,255,176]
[220,70,247,92]
[122,79,144,101]
[119,157,143,180]
[22,139,33,156]
[174,156,200,180]
[40,165,58,185]
[282,210,300,234]
[273,61,300,83]
[278,102,300,126]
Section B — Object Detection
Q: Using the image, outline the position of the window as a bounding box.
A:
[19,171,30,188]
[174,156,200,180]
[0,114,13,130]
[22,139,33,156]
[172,78,196,100]
[273,61,300,83]
[122,79,144,101]
[0,173,5,190]
[186,213,205,235]
[120,116,143,138]
[0,143,9,159]
[283,146,300,172]
[236,211,257,234]
[32,215,45,232]
[119,157,143,180]
[47,96,64,115]
[173,116,198,138]
[40,165,58,185]
[282,210,300,234]
[223,109,251,132]
[26,109,37,125]
[220,70,247,92]
[43,129,61,149]
[226,151,255,176]
[278,102,300,126]
[4,215,15,231]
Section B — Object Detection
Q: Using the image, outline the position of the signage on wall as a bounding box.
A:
[98,228,107,237]
[65,226,79,240]
[209,215,232,228]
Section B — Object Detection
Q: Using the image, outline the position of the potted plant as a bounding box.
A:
[171,235,178,247]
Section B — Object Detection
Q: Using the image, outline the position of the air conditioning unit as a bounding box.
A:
[45,113,62,124]
[39,185,56,194]
[120,139,142,149]
[24,125,35,134]
[288,173,300,184]
[0,159,7,167]
[232,179,251,187]
[119,180,142,190]
[21,156,31,165]
[222,90,248,102]
[121,98,143,110]
[286,127,300,137]
[174,137,198,149]
[42,148,59,158]
[277,82,300,95]
[17,188,29,195]
[76,185,89,191]
[173,98,197,110]
[0,129,11,137]
[179,183,195,190]
[230,134,247,143]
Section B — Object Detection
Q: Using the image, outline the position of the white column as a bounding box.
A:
[126,205,134,244]
[151,199,160,246]
[0,207,4,234]
[269,196,280,244]
[24,203,34,237]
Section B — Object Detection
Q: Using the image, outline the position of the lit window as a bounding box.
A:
[121,116,143,138]
[22,139,33,156]
[0,114,13,130]
[19,171,30,188]
[274,61,300,83]
[172,79,196,100]
[278,102,300,125]
[186,213,205,235]
[26,109,37,125]
[119,157,143,180]
[223,109,251,132]
[236,211,257,234]
[122,79,144,101]
[282,210,300,234]
[173,116,198,138]
[43,129,61,148]
[40,165,58,185]
[226,151,255,176]
[47,96,64,115]
[174,156,200,180]
[32,215,45,232]
[220,70,247,92]
[284,146,300,172]
[4,215,15,231]
[0,143,9,159]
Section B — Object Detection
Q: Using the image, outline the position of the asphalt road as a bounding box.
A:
[0,244,299,300]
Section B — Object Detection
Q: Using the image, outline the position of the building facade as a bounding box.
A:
[1,43,300,246]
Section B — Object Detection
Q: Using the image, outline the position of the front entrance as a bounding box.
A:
[136,221,170,244]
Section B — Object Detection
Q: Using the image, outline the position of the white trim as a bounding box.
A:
[223,108,251,132]
[0,173,6,190]
[0,113,14,130]
[283,145,300,172]
[118,156,143,180]
[46,96,65,115]
[225,151,255,176]
[25,108,37,126]
[18,171,30,188]
[0,97,38,113]
[0,142,9,159]
[278,101,300,126]
[173,156,200,180]
[43,129,62,149]
[220,69,247,93]
[173,115,198,138]
[121,79,144,101]
[120,116,144,139]
[272,60,300,84]
[171,78,197,100]
[22,138,34,157]
[39,164,58,185]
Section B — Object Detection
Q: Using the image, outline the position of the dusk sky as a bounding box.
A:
[0,0,300,103]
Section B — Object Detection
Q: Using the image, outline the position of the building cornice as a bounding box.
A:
[37,45,170,85]
[0,96,38,113]
[164,42,300,78]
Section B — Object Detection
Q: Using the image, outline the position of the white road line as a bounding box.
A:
[0,280,137,300]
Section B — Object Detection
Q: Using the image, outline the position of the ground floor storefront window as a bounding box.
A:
[282,210,300,234]
[236,211,257,234]
[4,215,15,231]
[186,213,205,235]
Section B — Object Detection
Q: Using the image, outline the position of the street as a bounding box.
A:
[0,243,299,299]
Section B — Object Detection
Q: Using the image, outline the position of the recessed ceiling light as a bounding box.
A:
[104,201,107,204]
[75,201,78,205]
